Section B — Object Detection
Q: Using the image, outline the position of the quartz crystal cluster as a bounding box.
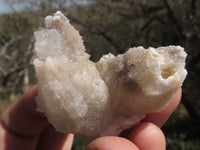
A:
[32,11,187,137]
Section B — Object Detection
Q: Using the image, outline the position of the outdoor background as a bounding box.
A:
[0,0,199,149]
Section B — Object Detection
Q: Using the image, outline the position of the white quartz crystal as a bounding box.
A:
[32,11,187,137]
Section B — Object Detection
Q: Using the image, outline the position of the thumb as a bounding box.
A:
[86,136,139,150]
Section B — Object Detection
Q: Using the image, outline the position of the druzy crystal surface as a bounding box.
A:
[32,11,187,136]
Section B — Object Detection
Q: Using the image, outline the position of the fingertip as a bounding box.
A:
[20,85,45,118]
[128,122,166,150]
[86,136,139,150]
[0,86,48,137]
[144,89,182,127]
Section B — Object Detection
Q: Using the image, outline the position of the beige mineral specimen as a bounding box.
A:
[32,11,187,137]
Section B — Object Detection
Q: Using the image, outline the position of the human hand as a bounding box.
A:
[0,86,181,150]
[86,89,181,150]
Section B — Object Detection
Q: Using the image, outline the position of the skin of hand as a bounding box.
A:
[0,85,181,150]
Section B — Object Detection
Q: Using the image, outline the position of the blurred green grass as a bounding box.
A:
[0,99,11,114]
[72,137,95,150]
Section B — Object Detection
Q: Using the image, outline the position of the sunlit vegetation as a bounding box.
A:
[0,0,200,149]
